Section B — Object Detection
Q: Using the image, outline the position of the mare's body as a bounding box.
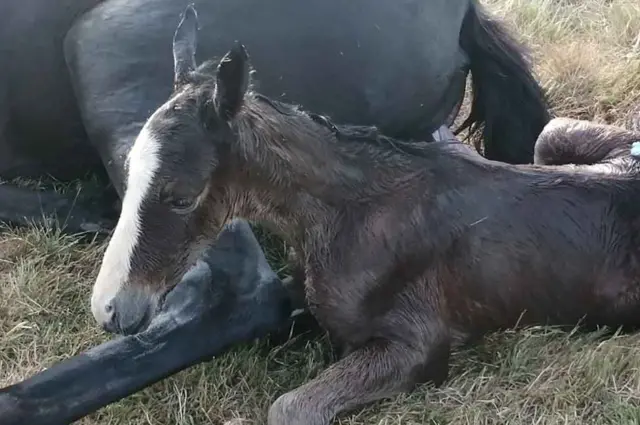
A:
[91,11,640,422]
[0,0,549,234]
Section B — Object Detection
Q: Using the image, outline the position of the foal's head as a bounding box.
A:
[90,5,263,333]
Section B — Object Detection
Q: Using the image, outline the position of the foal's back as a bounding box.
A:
[430,153,640,334]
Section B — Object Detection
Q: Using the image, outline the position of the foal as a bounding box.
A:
[110,34,640,423]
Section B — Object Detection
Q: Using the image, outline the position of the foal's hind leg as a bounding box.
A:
[534,117,640,165]
[267,310,450,425]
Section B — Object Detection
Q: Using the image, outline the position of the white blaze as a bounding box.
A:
[90,120,162,326]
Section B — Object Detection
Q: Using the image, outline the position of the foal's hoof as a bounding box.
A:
[268,392,325,425]
[631,141,640,158]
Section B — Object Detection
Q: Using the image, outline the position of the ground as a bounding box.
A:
[2,0,640,424]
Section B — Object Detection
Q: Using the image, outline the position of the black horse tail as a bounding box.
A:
[457,0,552,164]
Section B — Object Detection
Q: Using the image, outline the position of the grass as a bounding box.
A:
[2,0,640,424]
[485,0,640,125]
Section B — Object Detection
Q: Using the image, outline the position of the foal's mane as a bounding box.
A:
[191,59,465,162]
[249,92,463,160]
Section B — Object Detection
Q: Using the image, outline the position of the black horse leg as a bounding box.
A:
[0,184,117,235]
[0,219,294,425]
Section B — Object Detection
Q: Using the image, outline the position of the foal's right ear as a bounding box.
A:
[213,42,250,121]
[172,4,199,87]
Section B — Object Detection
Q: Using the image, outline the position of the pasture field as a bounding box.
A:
[2,0,640,423]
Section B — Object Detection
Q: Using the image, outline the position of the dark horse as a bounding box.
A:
[95,10,640,423]
[1,0,549,238]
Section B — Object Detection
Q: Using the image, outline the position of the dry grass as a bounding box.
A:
[2,0,640,424]
[485,0,640,125]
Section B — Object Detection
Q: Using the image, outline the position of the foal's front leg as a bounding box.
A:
[267,316,451,425]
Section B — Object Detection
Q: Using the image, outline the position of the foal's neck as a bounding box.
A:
[230,97,434,202]
[225,97,475,243]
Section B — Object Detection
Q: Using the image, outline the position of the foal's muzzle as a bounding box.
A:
[99,286,157,335]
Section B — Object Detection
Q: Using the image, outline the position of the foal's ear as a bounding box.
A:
[172,4,199,87]
[213,42,250,120]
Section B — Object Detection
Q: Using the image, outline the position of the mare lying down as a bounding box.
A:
[93,5,640,424]
[0,219,293,425]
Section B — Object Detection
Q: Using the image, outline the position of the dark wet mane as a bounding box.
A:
[250,92,463,160]
[335,125,441,158]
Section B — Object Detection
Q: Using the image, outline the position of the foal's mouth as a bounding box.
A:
[113,303,153,336]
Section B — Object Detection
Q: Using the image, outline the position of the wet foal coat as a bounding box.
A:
[113,36,640,424]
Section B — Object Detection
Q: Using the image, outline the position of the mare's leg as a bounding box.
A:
[0,184,117,235]
[534,117,640,165]
[267,291,450,425]
[0,127,117,235]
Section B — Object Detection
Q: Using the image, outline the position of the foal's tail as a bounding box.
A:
[457,0,552,164]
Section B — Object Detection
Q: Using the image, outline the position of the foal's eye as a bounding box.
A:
[169,197,196,214]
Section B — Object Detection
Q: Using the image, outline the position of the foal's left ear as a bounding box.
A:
[173,4,199,87]
[213,42,250,120]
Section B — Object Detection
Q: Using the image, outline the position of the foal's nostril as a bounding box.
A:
[100,301,118,334]
[101,292,153,335]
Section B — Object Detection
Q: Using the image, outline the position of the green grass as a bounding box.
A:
[2,0,640,424]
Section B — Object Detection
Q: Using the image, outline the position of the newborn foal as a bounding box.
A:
[100,9,640,425]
